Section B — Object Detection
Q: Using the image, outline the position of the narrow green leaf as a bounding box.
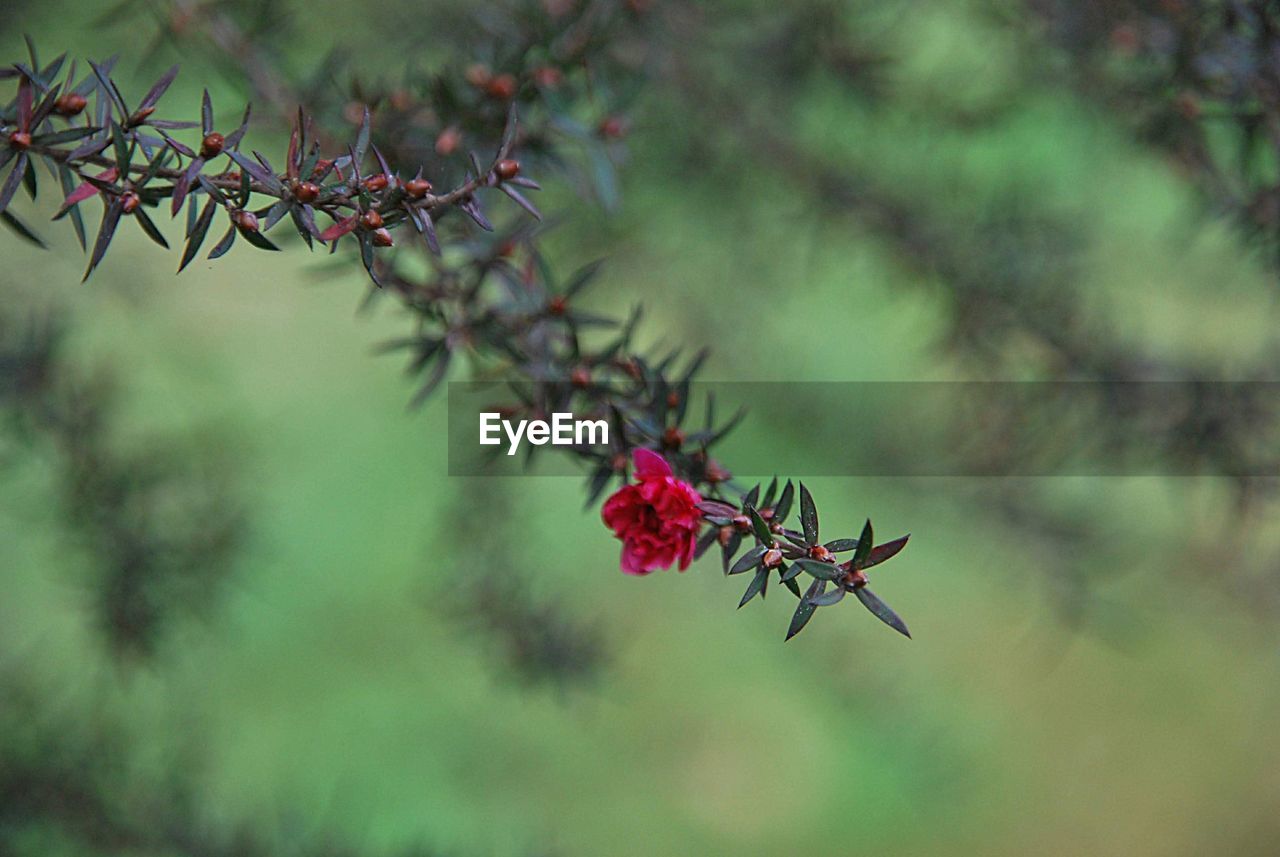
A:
[799,482,818,544]
[809,588,846,607]
[84,197,123,280]
[853,519,874,569]
[179,196,217,272]
[0,209,46,248]
[854,587,910,638]
[792,558,842,581]
[738,567,768,608]
[774,480,795,523]
[746,505,774,546]
[729,545,765,575]
[207,223,236,259]
[132,206,168,248]
[786,580,825,641]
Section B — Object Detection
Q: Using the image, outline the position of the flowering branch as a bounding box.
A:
[0,3,912,642]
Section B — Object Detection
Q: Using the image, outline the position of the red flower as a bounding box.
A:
[602,448,703,575]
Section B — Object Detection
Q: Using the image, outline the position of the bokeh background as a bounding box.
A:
[4,1,1280,855]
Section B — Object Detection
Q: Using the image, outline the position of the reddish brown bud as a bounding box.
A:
[497,239,517,257]
[128,106,156,126]
[611,452,628,472]
[599,115,628,139]
[54,93,87,117]
[232,209,259,232]
[486,73,518,101]
[717,526,734,547]
[547,295,567,316]
[312,158,333,178]
[731,514,751,531]
[666,391,680,409]
[570,366,592,388]
[662,426,685,449]
[435,126,462,156]
[120,191,141,214]
[845,567,869,589]
[364,174,389,192]
[360,209,384,230]
[371,227,394,247]
[8,131,31,151]
[762,548,784,569]
[200,132,225,159]
[404,178,433,198]
[808,544,833,562]
[294,181,320,204]
[494,159,520,181]
[532,66,563,88]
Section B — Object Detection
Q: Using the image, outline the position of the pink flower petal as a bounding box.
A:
[632,447,672,480]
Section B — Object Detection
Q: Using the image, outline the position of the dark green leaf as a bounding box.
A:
[792,558,842,581]
[809,588,846,607]
[729,545,765,575]
[0,209,46,248]
[207,223,236,259]
[853,519,874,569]
[83,198,123,280]
[747,505,774,546]
[738,567,768,608]
[786,580,825,641]
[799,482,818,544]
[0,153,28,213]
[132,206,168,248]
[179,196,217,272]
[774,480,795,523]
[854,587,910,638]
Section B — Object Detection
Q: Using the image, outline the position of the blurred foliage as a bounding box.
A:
[5,1,1280,856]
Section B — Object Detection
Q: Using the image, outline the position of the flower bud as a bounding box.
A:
[200,132,225,159]
[808,544,833,562]
[364,174,389,192]
[762,548,784,569]
[405,178,433,198]
[127,106,156,126]
[232,209,259,232]
[120,191,141,214]
[360,209,384,230]
[54,93,87,117]
[494,159,520,181]
[294,181,320,203]
[662,426,685,449]
[570,366,591,388]
[9,131,31,150]
[371,227,394,247]
[547,295,567,316]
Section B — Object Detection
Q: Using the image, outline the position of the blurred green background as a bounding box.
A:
[4,1,1280,855]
